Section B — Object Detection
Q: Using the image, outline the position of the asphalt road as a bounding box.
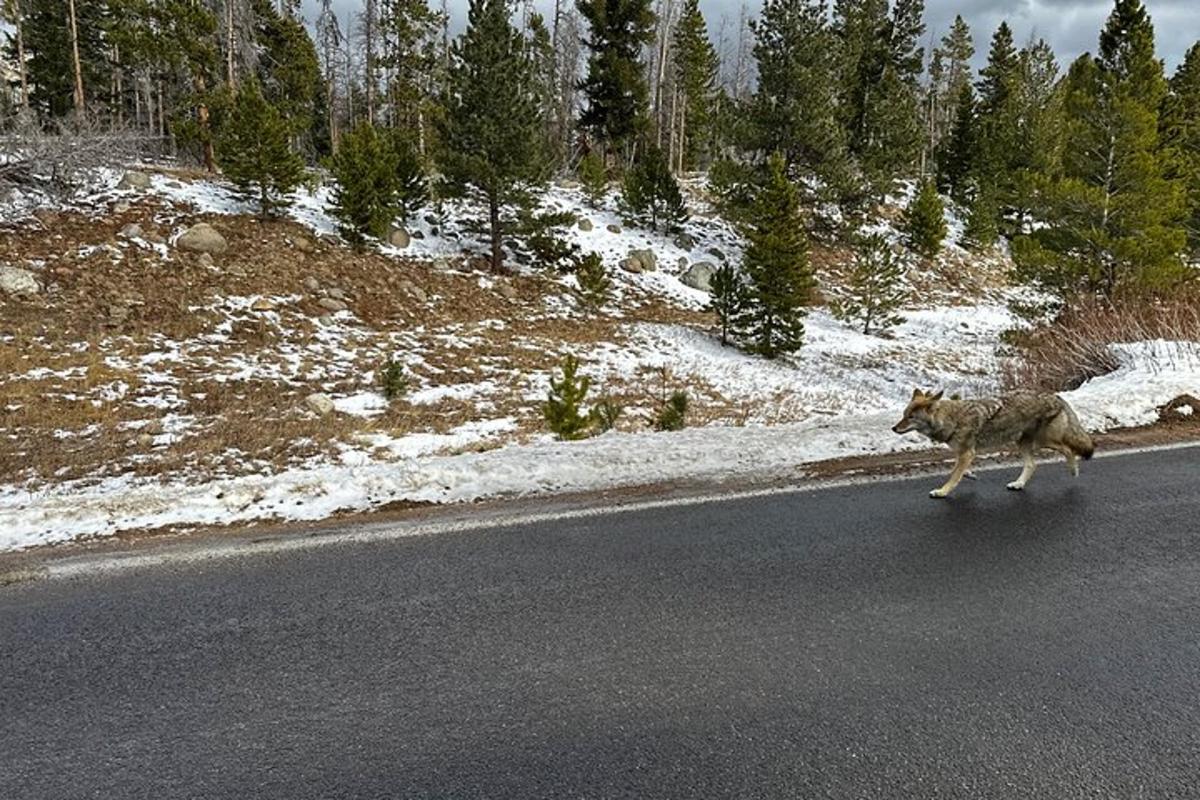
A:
[3,446,1200,799]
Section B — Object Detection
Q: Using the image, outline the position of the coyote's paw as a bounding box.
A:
[1006,481,1025,491]
[929,488,950,499]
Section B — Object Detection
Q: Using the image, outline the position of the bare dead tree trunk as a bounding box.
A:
[67,0,86,114]
[12,1,29,110]
[364,0,377,125]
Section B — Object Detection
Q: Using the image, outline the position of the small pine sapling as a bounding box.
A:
[379,359,409,400]
[654,390,689,431]
[574,251,612,311]
[515,206,579,269]
[589,397,624,432]
[707,262,746,346]
[578,151,608,207]
[543,354,593,440]
[903,179,948,259]
[830,233,908,335]
[217,80,306,218]
[619,145,689,233]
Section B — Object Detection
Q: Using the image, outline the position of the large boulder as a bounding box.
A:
[387,226,411,248]
[305,393,335,416]
[673,232,698,250]
[0,266,40,297]
[620,248,657,274]
[117,170,152,191]
[577,218,594,232]
[176,223,228,255]
[680,261,718,292]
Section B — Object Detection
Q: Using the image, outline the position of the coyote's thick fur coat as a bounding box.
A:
[892,388,1095,498]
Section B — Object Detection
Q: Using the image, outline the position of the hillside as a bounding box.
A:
[1,169,1197,549]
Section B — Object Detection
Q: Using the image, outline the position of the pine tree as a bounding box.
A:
[217,80,305,217]
[1013,1,1187,297]
[707,262,746,346]
[619,145,689,232]
[378,0,443,147]
[653,390,689,431]
[903,179,947,259]
[575,251,612,311]
[19,0,108,118]
[671,0,719,170]
[578,150,608,207]
[577,0,655,163]
[441,0,546,271]
[1163,43,1200,254]
[543,354,593,440]
[830,232,907,335]
[1009,39,1065,232]
[833,0,927,198]
[328,122,402,246]
[938,81,977,200]
[749,0,849,198]
[961,184,999,249]
[738,154,815,358]
[251,0,326,153]
[972,21,1022,231]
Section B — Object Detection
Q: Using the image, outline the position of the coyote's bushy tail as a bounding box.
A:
[1061,405,1095,460]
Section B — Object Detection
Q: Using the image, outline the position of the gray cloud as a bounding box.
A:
[302,0,1195,73]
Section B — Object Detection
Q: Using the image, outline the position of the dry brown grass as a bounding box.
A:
[1003,294,1200,392]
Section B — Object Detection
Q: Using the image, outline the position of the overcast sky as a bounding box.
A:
[301,0,1196,74]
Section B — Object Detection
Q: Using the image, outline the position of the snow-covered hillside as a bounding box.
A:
[1,168,1197,550]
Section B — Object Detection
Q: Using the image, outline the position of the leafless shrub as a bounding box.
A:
[1003,293,1200,392]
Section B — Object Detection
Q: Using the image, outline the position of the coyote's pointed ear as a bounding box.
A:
[929,390,944,402]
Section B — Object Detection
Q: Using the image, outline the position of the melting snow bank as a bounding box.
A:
[1063,340,1200,431]
[2,340,1197,552]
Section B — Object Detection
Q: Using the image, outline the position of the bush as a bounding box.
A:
[575,251,612,311]
[379,359,409,400]
[1001,294,1200,391]
[578,151,608,207]
[620,145,689,233]
[654,390,689,432]
[543,354,593,440]
[590,397,623,432]
[903,179,947,259]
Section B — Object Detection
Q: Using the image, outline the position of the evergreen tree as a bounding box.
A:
[1010,39,1065,232]
[738,155,815,358]
[1163,43,1200,253]
[527,13,562,168]
[386,129,430,220]
[543,354,593,440]
[378,0,443,144]
[903,178,947,258]
[671,0,719,170]
[578,150,608,207]
[708,262,746,346]
[441,0,546,271]
[961,184,999,249]
[575,251,612,311]
[750,0,848,199]
[619,145,688,232]
[577,0,655,162]
[328,122,402,246]
[924,15,973,176]
[653,390,689,431]
[1013,1,1187,297]
[972,21,1022,230]
[251,0,326,154]
[830,232,907,335]
[217,80,305,217]
[938,81,977,200]
[833,0,927,198]
[19,0,108,118]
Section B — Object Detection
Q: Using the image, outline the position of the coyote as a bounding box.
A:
[892,389,1095,498]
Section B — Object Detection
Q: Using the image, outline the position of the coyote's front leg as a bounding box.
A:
[930,448,975,498]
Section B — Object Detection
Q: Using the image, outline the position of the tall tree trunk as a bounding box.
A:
[489,195,503,271]
[365,0,377,125]
[12,1,29,110]
[226,1,236,87]
[194,73,217,172]
[67,0,85,114]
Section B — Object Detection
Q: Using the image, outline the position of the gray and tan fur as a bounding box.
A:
[892,389,1095,498]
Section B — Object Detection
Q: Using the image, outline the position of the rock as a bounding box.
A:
[411,230,425,240]
[496,282,518,300]
[0,266,40,297]
[305,393,335,416]
[606,224,622,234]
[176,223,228,255]
[327,287,346,301]
[706,246,727,263]
[677,257,689,269]
[388,226,411,248]
[105,303,130,326]
[626,248,657,272]
[136,433,155,449]
[197,252,215,268]
[318,297,347,313]
[119,223,144,240]
[577,218,594,232]
[432,256,454,272]
[398,280,428,303]
[251,298,276,312]
[117,170,152,191]
[303,276,321,292]
[290,235,315,254]
[619,257,643,274]
[113,201,131,214]
[680,261,718,292]
[673,232,697,250]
